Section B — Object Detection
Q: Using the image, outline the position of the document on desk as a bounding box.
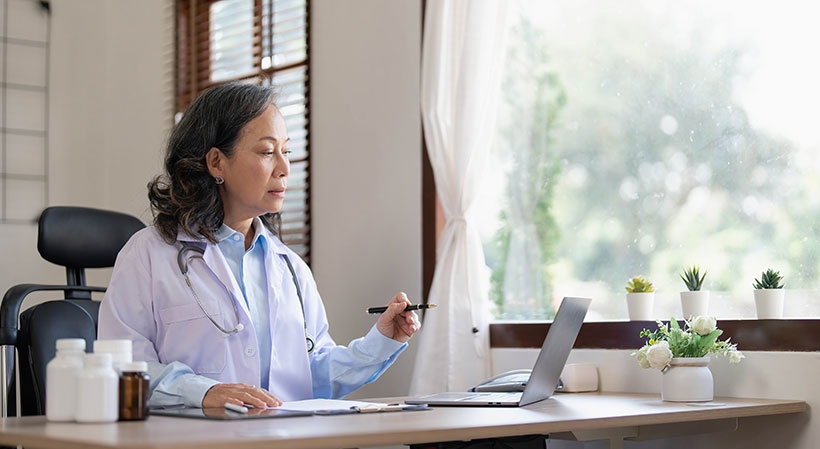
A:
[151,399,429,420]
[279,399,428,414]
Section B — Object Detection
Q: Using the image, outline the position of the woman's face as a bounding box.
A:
[208,105,290,226]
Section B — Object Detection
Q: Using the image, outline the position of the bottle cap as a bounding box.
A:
[120,361,148,373]
[56,338,86,351]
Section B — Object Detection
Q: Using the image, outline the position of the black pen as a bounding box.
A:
[365,304,437,315]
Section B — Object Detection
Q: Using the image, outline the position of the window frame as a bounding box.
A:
[489,320,820,351]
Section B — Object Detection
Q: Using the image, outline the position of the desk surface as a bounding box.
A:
[0,392,808,449]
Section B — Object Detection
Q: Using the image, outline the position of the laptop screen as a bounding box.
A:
[519,296,590,405]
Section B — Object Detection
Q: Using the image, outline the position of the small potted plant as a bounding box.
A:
[679,265,709,319]
[632,316,744,402]
[753,268,785,319]
[625,275,655,321]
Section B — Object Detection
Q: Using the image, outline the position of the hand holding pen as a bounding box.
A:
[374,292,426,343]
[366,303,437,315]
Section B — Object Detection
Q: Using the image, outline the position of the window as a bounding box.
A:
[478,0,820,321]
[176,0,310,260]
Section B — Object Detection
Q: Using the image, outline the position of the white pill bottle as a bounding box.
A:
[75,352,119,423]
[45,338,86,422]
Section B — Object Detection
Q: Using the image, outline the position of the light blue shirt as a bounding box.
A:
[215,223,272,390]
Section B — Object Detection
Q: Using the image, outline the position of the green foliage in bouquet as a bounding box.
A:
[633,316,744,371]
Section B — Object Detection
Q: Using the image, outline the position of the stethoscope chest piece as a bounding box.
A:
[306,334,315,353]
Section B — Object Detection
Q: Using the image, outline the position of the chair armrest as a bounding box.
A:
[0,284,106,346]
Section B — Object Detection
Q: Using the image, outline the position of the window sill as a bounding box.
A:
[489,319,820,352]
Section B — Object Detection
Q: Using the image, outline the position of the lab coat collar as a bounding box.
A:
[171,218,292,331]
[174,217,290,256]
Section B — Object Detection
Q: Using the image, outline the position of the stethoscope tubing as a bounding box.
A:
[178,244,244,336]
[177,242,315,352]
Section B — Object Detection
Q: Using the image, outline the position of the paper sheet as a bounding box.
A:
[277,398,391,412]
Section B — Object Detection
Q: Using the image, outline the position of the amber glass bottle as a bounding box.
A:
[119,361,150,421]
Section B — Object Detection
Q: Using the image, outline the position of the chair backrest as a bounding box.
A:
[16,301,98,415]
[1,206,144,416]
[38,206,145,297]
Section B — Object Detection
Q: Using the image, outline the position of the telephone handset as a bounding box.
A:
[469,369,565,393]
[469,369,532,392]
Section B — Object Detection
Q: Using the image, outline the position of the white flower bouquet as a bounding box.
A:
[633,316,745,371]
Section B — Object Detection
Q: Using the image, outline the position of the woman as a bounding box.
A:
[98,82,419,409]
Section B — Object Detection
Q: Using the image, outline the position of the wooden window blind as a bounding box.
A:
[176,0,311,262]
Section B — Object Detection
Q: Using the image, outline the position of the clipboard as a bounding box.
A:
[150,406,313,420]
[150,400,429,420]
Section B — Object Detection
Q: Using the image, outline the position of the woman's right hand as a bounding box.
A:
[202,383,283,409]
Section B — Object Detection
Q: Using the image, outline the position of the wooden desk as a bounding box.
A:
[0,392,808,449]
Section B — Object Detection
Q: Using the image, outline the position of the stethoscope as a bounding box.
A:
[176,242,316,353]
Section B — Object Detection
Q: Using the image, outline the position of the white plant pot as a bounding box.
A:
[661,357,713,402]
[753,289,785,319]
[679,290,710,319]
[626,292,654,321]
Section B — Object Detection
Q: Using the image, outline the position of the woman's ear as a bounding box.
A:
[205,147,224,178]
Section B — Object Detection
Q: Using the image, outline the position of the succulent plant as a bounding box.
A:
[680,265,707,291]
[625,275,655,293]
[753,268,784,289]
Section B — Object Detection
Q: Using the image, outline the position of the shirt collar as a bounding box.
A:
[215,217,268,250]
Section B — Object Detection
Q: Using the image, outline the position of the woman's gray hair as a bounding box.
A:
[148,82,279,244]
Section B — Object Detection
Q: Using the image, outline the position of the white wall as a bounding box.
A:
[310,0,423,399]
[49,0,172,217]
[0,0,171,296]
[494,348,818,448]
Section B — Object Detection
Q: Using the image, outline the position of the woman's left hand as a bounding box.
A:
[376,292,420,343]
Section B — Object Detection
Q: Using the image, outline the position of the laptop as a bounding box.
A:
[405,296,590,407]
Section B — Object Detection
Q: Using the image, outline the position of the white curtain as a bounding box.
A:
[410,0,509,395]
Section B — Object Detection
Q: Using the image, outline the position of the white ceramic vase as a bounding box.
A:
[679,290,710,319]
[661,357,713,402]
[753,289,785,319]
[626,292,655,321]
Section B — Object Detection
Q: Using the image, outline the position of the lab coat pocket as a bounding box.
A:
[161,302,223,324]
[158,303,228,374]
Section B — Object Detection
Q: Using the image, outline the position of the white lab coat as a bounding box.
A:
[98,225,405,405]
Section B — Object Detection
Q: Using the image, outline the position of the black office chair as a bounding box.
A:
[0,206,144,417]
